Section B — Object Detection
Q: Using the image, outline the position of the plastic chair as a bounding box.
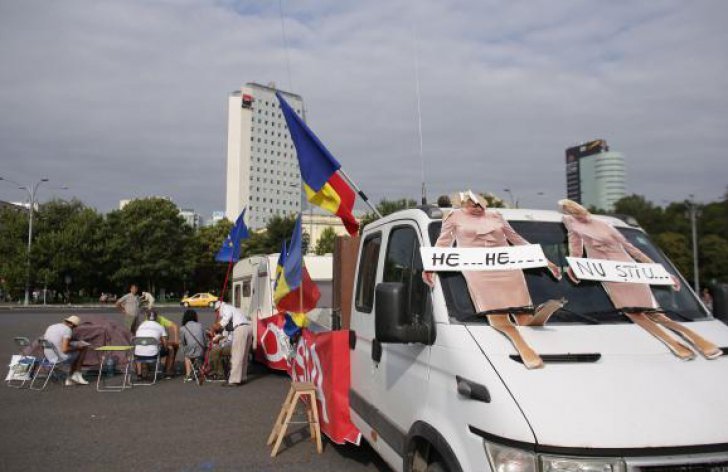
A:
[6,337,34,389]
[30,339,71,391]
[131,337,161,386]
[187,356,206,385]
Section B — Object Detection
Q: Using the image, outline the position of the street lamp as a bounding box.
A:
[687,195,700,293]
[0,176,49,306]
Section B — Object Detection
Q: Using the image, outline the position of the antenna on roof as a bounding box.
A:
[412,16,427,205]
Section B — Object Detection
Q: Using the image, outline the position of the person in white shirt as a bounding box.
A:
[134,311,169,377]
[42,315,89,386]
[212,301,252,387]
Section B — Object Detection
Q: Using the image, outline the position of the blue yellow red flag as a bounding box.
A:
[276,92,359,235]
[273,214,320,313]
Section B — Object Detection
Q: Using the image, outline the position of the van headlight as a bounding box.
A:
[484,442,624,472]
[540,455,625,472]
[485,442,537,472]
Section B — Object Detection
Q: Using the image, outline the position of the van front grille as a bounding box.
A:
[639,461,728,472]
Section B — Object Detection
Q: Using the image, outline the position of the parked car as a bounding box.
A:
[180,292,218,308]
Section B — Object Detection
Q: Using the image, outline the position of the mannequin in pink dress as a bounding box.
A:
[424,191,562,369]
[560,199,720,360]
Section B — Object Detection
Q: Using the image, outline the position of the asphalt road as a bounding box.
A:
[0,307,389,472]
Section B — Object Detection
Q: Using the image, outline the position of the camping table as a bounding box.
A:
[94,346,134,392]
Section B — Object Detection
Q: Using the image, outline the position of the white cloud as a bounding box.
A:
[0,0,726,216]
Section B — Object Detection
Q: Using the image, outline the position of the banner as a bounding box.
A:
[255,314,290,371]
[566,257,674,285]
[290,330,361,445]
[254,316,362,445]
[421,245,548,272]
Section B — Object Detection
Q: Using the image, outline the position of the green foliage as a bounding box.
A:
[315,226,337,255]
[699,235,728,283]
[653,232,692,280]
[104,198,193,293]
[242,214,296,256]
[189,219,234,293]
[614,192,728,284]
[0,208,29,300]
[361,198,418,228]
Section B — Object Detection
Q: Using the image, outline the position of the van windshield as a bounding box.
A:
[429,220,709,324]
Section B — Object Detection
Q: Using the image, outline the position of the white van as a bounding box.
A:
[231,254,334,330]
[348,206,728,472]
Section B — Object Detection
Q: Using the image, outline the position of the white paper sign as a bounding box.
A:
[566,257,674,285]
[421,245,548,272]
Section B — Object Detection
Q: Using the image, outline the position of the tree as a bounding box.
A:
[613,194,665,233]
[104,198,193,293]
[654,232,692,281]
[699,234,728,284]
[189,219,234,294]
[360,198,418,228]
[242,214,297,256]
[32,199,107,301]
[0,207,29,301]
[315,227,337,255]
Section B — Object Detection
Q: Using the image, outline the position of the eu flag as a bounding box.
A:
[215,208,249,263]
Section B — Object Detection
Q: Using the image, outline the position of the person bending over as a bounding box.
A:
[43,315,89,386]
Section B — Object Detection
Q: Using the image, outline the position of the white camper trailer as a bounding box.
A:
[230,254,334,330]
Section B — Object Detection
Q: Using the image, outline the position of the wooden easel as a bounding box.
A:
[267,381,323,457]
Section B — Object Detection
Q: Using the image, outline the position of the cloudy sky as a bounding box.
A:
[1,0,726,217]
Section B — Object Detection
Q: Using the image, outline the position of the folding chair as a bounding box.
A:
[30,339,71,391]
[131,337,161,386]
[187,356,209,385]
[6,337,34,389]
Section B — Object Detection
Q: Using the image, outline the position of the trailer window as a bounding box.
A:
[355,233,381,313]
[242,279,251,297]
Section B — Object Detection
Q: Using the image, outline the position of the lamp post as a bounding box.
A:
[687,195,700,293]
[0,176,49,306]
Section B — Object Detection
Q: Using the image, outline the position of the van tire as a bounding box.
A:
[405,422,463,472]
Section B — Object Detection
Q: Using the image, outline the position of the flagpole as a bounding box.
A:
[337,168,383,218]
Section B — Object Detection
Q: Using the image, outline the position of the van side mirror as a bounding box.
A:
[375,282,434,345]
[712,283,728,323]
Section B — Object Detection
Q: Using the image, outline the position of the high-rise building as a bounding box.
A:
[565,139,626,211]
[226,82,303,229]
[179,208,203,230]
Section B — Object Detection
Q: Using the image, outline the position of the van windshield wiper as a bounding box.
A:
[460,306,600,325]
[584,307,692,322]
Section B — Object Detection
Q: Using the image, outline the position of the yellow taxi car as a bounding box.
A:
[180,292,219,308]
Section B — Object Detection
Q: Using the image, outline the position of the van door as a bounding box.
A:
[373,223,432,456]
[349,232,383,438]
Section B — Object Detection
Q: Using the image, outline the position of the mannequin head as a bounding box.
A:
[558,199,590,221]
[452,190,487,216]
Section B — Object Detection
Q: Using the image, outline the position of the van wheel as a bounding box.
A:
[426,463,446,472]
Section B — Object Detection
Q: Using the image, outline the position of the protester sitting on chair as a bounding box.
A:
[134,310,169,378]
[208,327,233,381]
[154,314,180,377]
[180,309,206,383]
[43,315,89,386]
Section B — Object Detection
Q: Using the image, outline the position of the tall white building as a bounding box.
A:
[179,209,203,230]
[565,139,626,211]
[226,82,303,229]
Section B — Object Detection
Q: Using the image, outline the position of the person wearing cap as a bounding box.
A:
[42,315,89,386]
[211,301,252,387]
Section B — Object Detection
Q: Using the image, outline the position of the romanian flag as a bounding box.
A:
[276,92,359,235]
[273,239,288,292]
[273,215,320,314]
